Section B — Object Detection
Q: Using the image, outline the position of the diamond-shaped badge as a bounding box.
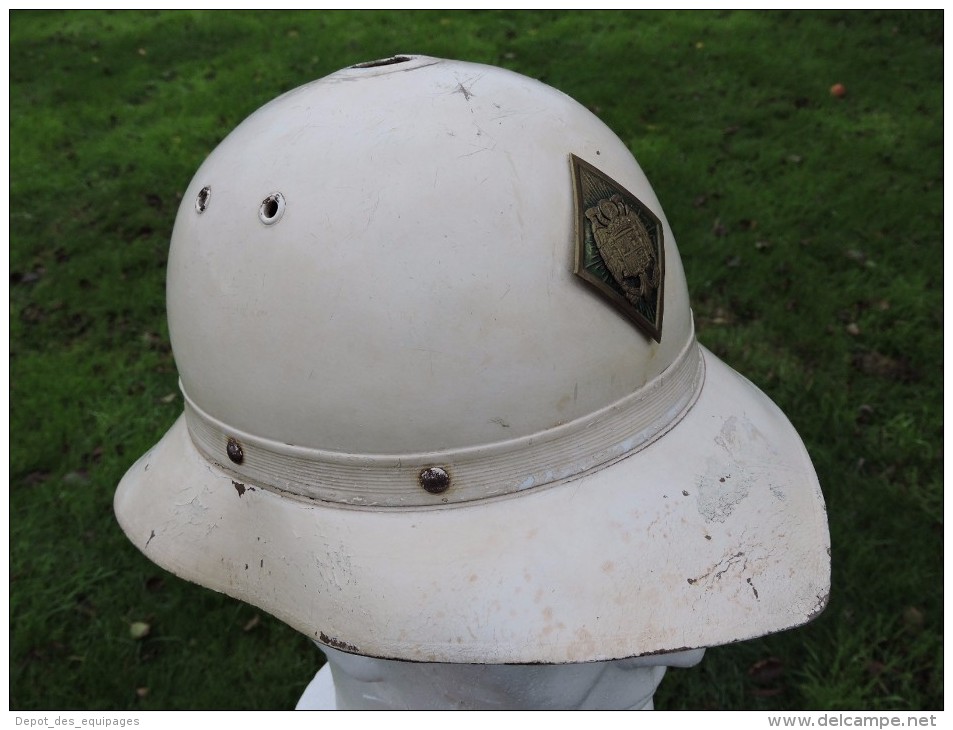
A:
[571,155,665,342]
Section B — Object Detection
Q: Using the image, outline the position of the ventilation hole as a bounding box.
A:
[195,186,211,213]
[350,55,413,69]
[258,192,285,225]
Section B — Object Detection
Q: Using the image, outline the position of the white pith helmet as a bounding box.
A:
[115,55,830,664]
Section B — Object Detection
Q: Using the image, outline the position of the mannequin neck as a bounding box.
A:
[315,645,704,710]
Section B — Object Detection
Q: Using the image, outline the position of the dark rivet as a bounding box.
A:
[226,438,244,464]
[419,466,450,494]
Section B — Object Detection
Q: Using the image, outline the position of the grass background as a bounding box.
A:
[9,10,942,710]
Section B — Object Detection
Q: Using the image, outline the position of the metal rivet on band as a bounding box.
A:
[226,437,244,464]
[418,466,450,494]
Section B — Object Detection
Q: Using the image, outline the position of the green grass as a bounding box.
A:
[10,10,942,710]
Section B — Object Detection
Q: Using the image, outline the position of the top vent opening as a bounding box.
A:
[350,56,413,69]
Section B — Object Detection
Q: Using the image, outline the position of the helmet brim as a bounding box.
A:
[115,344,829,664]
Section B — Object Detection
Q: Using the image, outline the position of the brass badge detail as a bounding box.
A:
[571,154,665,342]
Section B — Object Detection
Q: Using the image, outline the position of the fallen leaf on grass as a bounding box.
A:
[845,249,867,262]
[697,307,736,327]
[855,404,875,424]
[20,305,46,324]
[129,622,151,640]
[11,270,43,285]
[845,249,876,268]
[141,331,163,347]
[243,614,261,632]
[903,606,925,631]
[23,471,51,486]
[63,470,90,486]
[851,351,918,382]
[748,656,785,684]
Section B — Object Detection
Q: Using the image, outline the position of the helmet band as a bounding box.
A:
[183,328,705,508]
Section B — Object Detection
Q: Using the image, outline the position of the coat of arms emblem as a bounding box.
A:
[570,155,665,341]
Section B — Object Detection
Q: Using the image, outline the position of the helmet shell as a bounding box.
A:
[115,56,830,663]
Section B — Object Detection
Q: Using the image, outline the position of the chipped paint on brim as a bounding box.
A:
[114,345,830,664]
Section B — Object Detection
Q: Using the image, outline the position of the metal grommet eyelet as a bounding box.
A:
[195,185,211,213]
[419,466,450,494]
[259,192,285,225]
